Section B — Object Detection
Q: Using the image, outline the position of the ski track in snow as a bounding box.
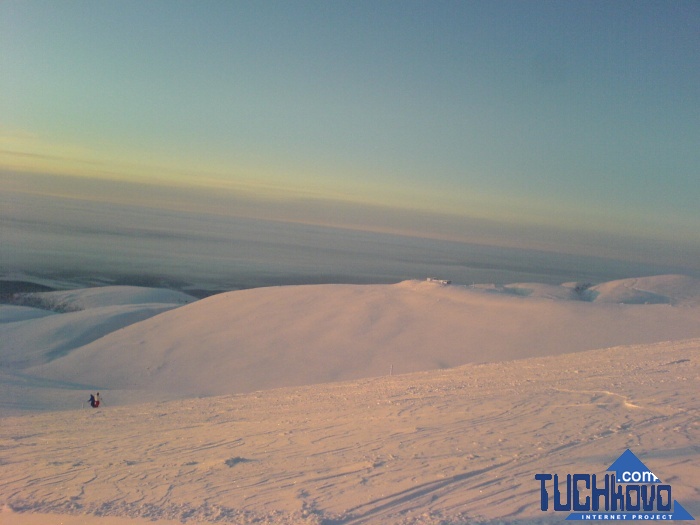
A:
[1,339,698,525]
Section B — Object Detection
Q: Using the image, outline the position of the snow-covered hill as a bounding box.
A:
[0,286,200,411]
[588,274,700,305]
[9,285,197,312]
[1,303,182,369]
[22,276,700,400]
[486,274,700,305]
[0,305,55,324]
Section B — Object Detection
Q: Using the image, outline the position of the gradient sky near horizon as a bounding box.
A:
[1,1,699,267]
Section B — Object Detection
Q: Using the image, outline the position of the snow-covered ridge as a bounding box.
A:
[0,286,199,389]
[0,275,696,410]
[477,274,700,305]
[7,285,197,312]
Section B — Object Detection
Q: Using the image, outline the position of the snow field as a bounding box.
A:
[1,339,698,524]
[1,275,699,524]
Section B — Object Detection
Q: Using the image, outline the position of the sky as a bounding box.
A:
[1,0,699,272]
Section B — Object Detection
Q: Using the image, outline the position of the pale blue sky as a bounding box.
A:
[1,0,699,266]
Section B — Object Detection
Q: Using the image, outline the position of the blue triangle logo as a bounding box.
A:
[607,449,661,483]
[672,500,696,521]
[560,450,695,520]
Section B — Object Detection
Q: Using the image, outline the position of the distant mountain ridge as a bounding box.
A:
[489,274,700,305]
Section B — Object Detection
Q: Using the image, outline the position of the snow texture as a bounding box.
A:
[0,276,698,524]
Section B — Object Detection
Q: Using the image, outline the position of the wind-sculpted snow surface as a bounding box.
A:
[1,339,698,524]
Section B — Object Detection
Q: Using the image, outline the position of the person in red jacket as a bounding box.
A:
[88,392,101,408]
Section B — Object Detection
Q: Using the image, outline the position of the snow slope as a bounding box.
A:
[589,274,700,305]
[10,285,196,312]
[1,276,699,524]
[1,338,698,525]
[25,277,700,399]
[0,306,56,324]
[487,274,700,305]
[1,286,197,370]
[0,304,183,369]
[0,286,199,412]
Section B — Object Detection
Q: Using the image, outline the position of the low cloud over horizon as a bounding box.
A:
[3,170,698,293]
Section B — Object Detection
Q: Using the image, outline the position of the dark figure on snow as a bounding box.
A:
[88,392,101,408]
